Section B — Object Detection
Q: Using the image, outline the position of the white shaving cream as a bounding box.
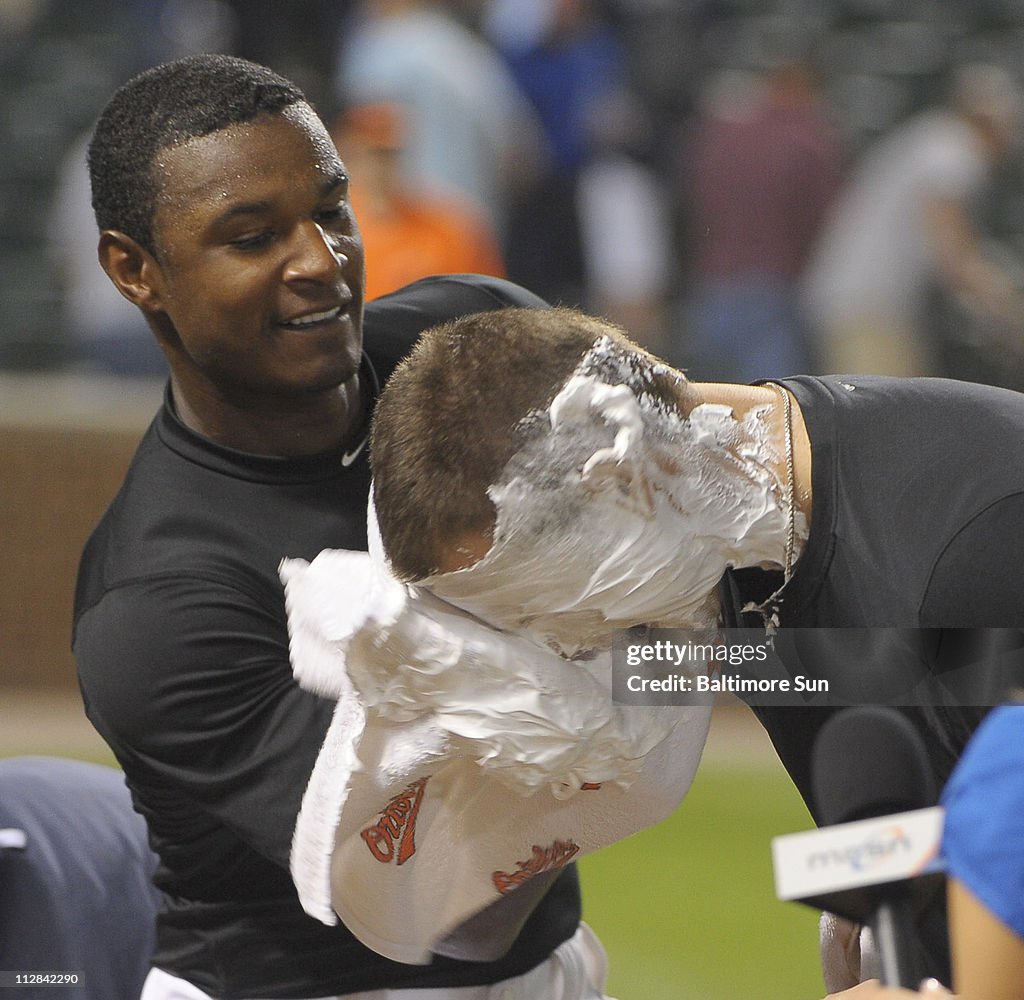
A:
[420,339,805,658]
[282,542,683,799]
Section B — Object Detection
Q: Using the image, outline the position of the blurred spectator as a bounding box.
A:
[48,130,167,376]
[576,88,674,355]
[335,0,545,238]
[803,63,1024,377]
[485,0,625,308]
[331,101,507,300]
[681,58,843,383]
[42,0,245,378]
[223,0,349,110]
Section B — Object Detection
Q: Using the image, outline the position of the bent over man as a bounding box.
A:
[370,305,1024,990]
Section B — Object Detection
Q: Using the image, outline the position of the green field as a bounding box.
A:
[579,757,825,1000]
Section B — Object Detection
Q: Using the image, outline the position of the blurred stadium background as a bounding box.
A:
[7,0,1024,995]
[6,0,1024,373]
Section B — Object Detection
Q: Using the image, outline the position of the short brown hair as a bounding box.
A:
[89,54,306,255]
[370,306,685,580]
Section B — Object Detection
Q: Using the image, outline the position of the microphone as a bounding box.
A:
[772,707,944,988]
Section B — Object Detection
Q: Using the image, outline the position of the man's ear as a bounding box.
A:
[97,230,165,314]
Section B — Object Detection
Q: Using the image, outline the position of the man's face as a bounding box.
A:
[147,104,365,401]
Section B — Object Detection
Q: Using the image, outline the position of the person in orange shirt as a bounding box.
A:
[331,101,507,301]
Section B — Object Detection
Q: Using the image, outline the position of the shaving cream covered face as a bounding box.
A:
[420,341,802,658]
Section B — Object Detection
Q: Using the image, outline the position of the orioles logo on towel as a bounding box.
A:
[492,839,580,895]
[361,777,429,865]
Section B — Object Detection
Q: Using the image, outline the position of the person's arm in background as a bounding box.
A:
[923,63,1024,353]
[947,876,1024,1000]
[923,192,1024,344]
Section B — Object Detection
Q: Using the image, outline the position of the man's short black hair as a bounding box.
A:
[88,54,307,254]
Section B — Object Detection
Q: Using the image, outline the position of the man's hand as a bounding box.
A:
[820,913,868,992]
[825,978,953,998]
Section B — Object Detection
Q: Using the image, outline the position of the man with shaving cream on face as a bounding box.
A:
[358,305,1024,993]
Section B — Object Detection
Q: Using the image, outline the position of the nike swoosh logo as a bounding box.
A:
[341,433,369,467]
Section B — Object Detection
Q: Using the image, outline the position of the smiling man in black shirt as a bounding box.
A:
[73,55,602,1000]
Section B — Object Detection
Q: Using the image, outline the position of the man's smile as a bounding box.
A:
[279,301,352,330]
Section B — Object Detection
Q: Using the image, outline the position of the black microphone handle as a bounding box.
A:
[869,887,922,988]
[810,708,942,987]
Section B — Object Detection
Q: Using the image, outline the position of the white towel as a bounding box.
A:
[281,548,711,965]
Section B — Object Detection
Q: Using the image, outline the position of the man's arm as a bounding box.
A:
[825,981,949,998]
[947,877,1024,1000]
[75,575,333,870]
[922,494,1024,626]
